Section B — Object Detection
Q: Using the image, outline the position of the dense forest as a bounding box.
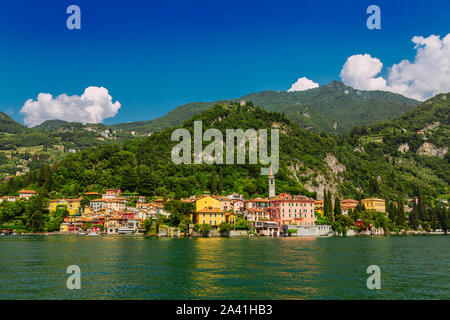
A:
[0,81,423,183]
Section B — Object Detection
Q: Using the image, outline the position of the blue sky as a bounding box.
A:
[0,0,449,125]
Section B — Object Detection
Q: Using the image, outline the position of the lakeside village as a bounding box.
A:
[1,170,448,238]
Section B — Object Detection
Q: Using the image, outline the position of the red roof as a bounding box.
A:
[19,190,36,194]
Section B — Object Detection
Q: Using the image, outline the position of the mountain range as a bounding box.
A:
[13,81,419,136]
[0,89,447,203]
[108,80,420,134]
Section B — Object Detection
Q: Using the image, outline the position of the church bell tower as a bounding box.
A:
[268,167,275,198]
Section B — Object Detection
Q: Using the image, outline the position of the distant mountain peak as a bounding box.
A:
[325,80,348,89]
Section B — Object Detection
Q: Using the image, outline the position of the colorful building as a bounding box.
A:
[90,199,106,211]
[195,196,221,212]
[341,199,358,209]
[154,198,165,208]
[232,199,245,213]
[216,196,232,212]
[193,207,225,226]
[18,190,36,200]
[102,188,122,200]
[0,196,17,202]
[192,205,236,227]
[243,208,270,222]
[105,198,126,212]
[269,194,316,227]
[245,198,270,209]
[314,200,324,216]
[361,198,386,213]
[49,198,82,215]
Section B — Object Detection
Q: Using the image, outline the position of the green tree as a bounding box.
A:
[25,195,46,232]
[396,201,407,228]
[408,202,420,230]
[163,200,195,226]
[178,216,191,236]
[218,222,232,236]
[45,205,68,232]
[218,167,223,195]
[198,223,212,237]
[331,215,353,236]
[334,197,342,217]
[121,165,137,192]
[137,165,156,196]
[210,171,217,195]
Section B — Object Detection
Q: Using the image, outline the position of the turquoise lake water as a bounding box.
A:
[0,235,448,299]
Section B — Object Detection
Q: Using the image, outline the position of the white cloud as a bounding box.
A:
[287,77,319,92]
[20,86,121,127]
[340,54,387,91]
[340,34,450,101]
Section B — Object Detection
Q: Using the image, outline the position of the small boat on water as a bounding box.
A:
[87,232,100,236]
[79,232,87,236]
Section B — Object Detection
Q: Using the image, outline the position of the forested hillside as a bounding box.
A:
[1,94,447,205]
[113,81,419,134]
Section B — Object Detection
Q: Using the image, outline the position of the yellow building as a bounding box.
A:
[60,223,69,232]
[193,207,236,226]
[314,200,324,216]
[361,198,386,213]
[191,196,237,226]
[49,198,82,216]
[193,207,226,226]
[225,212,236,225]
[195,195,221,212]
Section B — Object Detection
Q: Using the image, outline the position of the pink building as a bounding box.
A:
[269,193,316,227]
[102,188,122,200]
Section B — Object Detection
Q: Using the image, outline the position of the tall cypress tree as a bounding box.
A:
[396,201,406,227]
[334,197,341,217]
[416,186,427,223]
[409,201,420,230]
[218,167,223,196]
[211,171,217,195]
[386,199,396,222]
[323,189,328,217]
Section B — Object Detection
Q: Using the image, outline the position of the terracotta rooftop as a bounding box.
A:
[19,190,36,194]
[196,206,225,214]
